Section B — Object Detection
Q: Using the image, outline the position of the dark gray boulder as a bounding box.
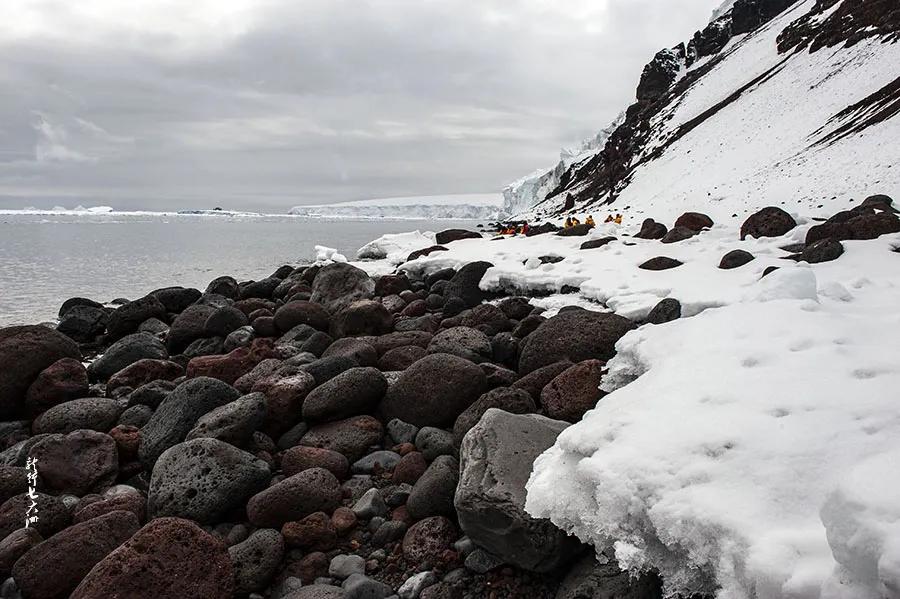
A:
[311,263,375,313]
[455,409,578,572]
[302,367,387,423]
[407,455,459,520]
[139,377,241,468]
[229,529,285,594]
[427,327,492,363]
[88,332,167,382]
[518,310,633,374]
[148,438,271,523]
[186,392,267,446]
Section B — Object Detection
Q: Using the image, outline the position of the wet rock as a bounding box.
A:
[311,263,376,313]
[303,367,387,423]
[407,456,459,520]
[540,360,605,422]
[29,430,118,495]
[229,528,285,594]
[105,295,168,340]
[88,332,167,382]
[518,310,632,375]
[634,219,667,240]
[740,206,797,240]
[25,358,89,416]
[70,517,234,599]
[12,510,140,599]
[453,387,535,444]
[139,377,241,468]
[247,468,342,528]
[719,249,755,269]
[32,397,122,434]
[0,326,81,418]
[402,516,457,562]
[282,446,349,480]
[673,211,713,231]
[638,256,683,271]
[380,354,486,428]
[57,305,109,342]
[645,298,682,324]
[455,409,577,572]
[301,416,384,462]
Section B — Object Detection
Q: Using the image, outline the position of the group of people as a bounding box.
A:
[564,213,622,228]
[497,222,530,235]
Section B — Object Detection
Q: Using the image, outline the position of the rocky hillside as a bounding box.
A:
[505,0,900,223]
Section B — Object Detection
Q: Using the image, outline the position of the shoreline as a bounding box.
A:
[0,197,898,597]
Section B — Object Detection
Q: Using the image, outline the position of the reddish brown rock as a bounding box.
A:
[186,339,277,385]
[392,451,428,485]
[511,360,573,401]
[402,516,457,562]
[247,468,342,528]
[106,359,183,392]
[300,415,384,462]
[673,211,714,231]
[282,512,337,551]
[0,493,70,544]
[13,510,140,599]
[108,425,141,462]
[740,206,797,240]
[0,528,42,577]
[0,326,81,418]
[281,446,349,480]
[25,358,89,416]
[28,430,118,495]
[70,517,233,599]
[331,507,357,535]
[540,360,606,422]
[294,551,329,583]
[252,370,317,436]
[274,300,331,333]
[74,491,146,524]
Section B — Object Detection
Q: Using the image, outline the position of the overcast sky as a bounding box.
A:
[0,0,725,211]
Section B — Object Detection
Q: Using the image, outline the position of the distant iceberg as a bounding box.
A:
[289,193,504,220]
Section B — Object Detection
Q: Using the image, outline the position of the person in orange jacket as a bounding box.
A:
[585,215,595,227]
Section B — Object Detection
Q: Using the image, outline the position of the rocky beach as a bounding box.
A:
[0,195,897,599]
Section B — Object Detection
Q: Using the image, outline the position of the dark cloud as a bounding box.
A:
[0,0,724,211]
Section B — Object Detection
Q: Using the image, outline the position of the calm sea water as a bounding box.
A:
[0,214,478,326]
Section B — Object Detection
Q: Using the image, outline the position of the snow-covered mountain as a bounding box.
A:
[289,193,504,220]
[507,0,900,224]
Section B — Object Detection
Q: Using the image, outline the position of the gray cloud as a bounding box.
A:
[0,0,725,211]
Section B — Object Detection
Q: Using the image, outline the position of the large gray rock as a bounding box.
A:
[455,409,578,572]
[311,263,376,313]
[32,397,122,434]
[139,377,241,468]
[379,354,486,428]
[302,367,387,423]
[427,327,492,363]
[88,332,168,382]
[442,261,493,310]
[149,438,271,523]
[167,304,217,354]
[555,553,662,599]
[518,309,633,374]
[186,392,267,446]
[229,529,285,594]
[105,295,168,339]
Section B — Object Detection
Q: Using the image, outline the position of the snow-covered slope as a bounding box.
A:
[509,0,900,225]
[289,193,503,220]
